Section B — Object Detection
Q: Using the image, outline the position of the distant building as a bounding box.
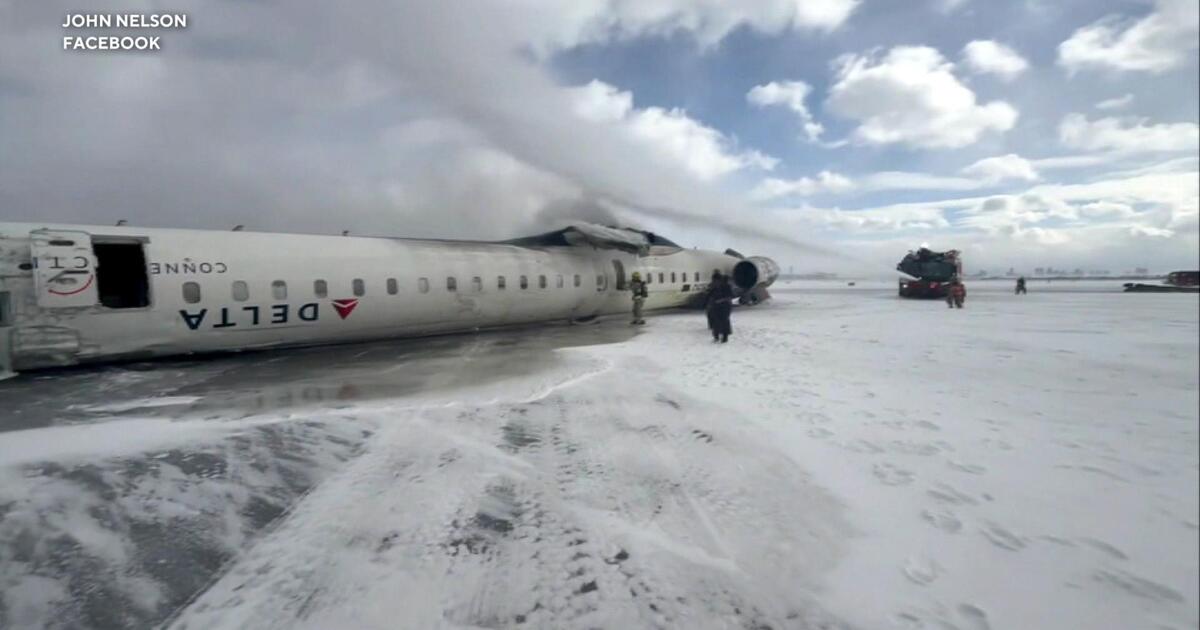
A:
[1034,267,1045,276]
[1006,267,1016,277]
[1134,267,1149,275]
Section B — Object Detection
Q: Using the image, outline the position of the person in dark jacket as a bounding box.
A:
[1015,276,1027,295]
[705,270,721,333]
[706,273,734,342]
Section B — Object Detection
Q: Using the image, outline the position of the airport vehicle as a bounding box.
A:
[1123,270,1200,293]
[0,222,778,374]
[896,248,961,299]
[1166,270,1199,287]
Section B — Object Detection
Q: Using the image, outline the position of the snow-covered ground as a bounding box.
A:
[1,280,1196,629]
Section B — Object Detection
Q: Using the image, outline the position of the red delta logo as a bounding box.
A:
[331,298,359,320]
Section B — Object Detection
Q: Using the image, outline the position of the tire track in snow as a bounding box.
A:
[170,347,853,629]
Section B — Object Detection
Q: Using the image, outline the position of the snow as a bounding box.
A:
[2,280,1196,629]
[70,396,206,413]
[730,282,1199,630]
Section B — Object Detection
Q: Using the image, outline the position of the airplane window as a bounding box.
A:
[538,275,547,289]
[520,275,528,289]
[387,278,398,295]
[446,277,457,292]
[646,272,652,285]
[556,274,564,288]
[658,273,664,283]
[497,276,506,290]
[182,281,201,304]
[671,272,676,283]
[272,280,287,300]
[353,279,365,296]
[573,274,581,287]
[472,276,482,292]
[694,272,700,282]
[419,278,429,293]
[596,274,607,291]
[232,281,249,302]
[314,279,328,298]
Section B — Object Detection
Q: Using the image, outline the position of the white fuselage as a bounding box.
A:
[0,223,748,372]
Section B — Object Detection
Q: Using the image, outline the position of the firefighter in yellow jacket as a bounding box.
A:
[629,271,648,325]
[946,278,966,308]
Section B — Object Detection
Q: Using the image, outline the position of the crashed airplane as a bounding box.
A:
[0,222,778,374]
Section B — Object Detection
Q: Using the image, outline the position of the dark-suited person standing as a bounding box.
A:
[705,270,720,333]
[706,273,734,343]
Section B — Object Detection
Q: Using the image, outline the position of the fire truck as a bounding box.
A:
[897,248,961,299]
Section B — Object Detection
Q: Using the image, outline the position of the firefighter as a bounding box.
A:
[629,271,648,325]
[706,273,734,342]
[946,278,966,309]
[1015,276,1027,295]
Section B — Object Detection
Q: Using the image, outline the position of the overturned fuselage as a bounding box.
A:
[0,223,777,373]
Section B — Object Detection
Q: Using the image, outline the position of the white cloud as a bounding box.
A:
[751,153,1191,210]
[816,160,1198,267]
[754,158,1196,272]
[961,154,1040,183]
[527,0,862,52]
[857,171,982,192]
[825,46,1018,149]
[938,0,971,13]
[1025,169,1198,213]
[1012,225,1074,245]
[1030,154,1118,170]
[962,40,1029,80]
[1058,0,1200,73]
[942,164,1199,250]
[572,80,777,181]
[959,193,1078,232]
[1095,93,1134,110]
[570,80,633,122]
[1059,113,1200,153]
[750,165,1028,203]
[750,170,852,200]
[772,204,951,232]
[746,81,824,141]
[1128,225,1175,238]
[1078,201,1138,219]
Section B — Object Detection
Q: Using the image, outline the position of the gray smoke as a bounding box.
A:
[0,0,838,264]
[530,196,627,232]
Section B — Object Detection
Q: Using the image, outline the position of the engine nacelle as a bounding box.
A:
[732,256,779,290]
[731,256,779,304]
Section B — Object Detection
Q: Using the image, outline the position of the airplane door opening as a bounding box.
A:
[94,241,150,308]
[612,260,626,291]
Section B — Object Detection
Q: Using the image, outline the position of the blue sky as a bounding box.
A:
[1,0,1196,272]
[541,0,1198,273]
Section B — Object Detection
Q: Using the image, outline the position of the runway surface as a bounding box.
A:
[1,280,1196,629]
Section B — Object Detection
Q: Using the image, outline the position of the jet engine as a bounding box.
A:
[731,256,779,304]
